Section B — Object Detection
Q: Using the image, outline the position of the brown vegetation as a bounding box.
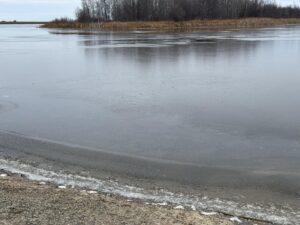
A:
[42,18,300,31]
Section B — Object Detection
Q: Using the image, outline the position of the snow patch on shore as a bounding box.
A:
[0,158,299,225]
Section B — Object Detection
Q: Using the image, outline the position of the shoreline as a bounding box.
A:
[0,156,298,225]
[42,18,300,31]
[0,131,300,224]
[0,171,270,225]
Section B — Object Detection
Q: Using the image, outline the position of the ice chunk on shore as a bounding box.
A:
[58,185,66,189]
[201,211,217,216]
[151,202,168,206]
[174,205,184,210]
[191,205,196,211]
[157,202,168,206]
[87,190,98,194]
[230,216,242,223]
[0,174,8,177]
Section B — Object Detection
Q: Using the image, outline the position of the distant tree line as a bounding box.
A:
[76,0,300,22]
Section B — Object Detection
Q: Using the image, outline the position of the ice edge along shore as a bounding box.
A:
[0,158,299,225]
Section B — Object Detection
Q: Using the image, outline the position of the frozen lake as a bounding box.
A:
[0,24,300,222]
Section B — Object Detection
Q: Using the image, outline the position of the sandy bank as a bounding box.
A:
[42,18,300,31]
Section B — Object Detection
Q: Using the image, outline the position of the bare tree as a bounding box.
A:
[76,0,300,22]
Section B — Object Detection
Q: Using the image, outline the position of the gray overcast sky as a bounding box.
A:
[0,0,299,21]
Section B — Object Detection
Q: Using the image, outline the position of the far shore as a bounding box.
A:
[42,18,300,31]
[0,22,46,25]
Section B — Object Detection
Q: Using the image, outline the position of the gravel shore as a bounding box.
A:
[0,175,266,225]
